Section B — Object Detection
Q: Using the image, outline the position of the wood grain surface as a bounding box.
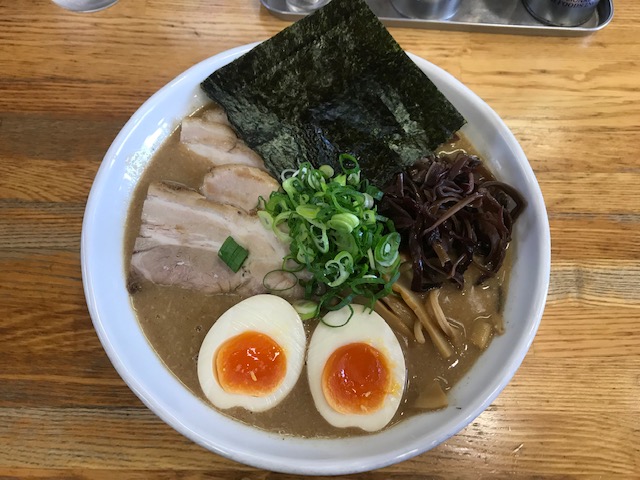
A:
[1,0,639,478]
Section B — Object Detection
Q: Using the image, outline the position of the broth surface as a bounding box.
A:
[124,105,512,438]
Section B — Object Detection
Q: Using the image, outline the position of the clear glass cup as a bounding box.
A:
[390,0,461,20]
[522,0,600,27]
[52,0,118,13]
[285,0,331,13]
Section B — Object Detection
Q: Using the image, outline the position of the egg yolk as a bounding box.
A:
[215,331,286,396]
[322,342,390,415]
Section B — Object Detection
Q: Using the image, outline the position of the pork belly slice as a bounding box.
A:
[130,182,293,296]
[181,117,237,150]
[201,165,280,212]
[201,104,230,125]
[180,114,266,171]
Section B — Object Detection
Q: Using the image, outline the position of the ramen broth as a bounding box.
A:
[124,105,512,438]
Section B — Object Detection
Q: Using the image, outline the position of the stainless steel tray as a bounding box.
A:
[261,0,613,36]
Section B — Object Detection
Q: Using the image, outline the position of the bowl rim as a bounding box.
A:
[81,42,551,475]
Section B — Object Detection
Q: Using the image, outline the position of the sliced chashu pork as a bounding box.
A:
[201,165,279,212]
[180,107,265,171]
[130,182,294,296]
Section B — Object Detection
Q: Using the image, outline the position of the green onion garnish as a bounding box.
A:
[258,155,401,316]
[218,236,249,273]
[292,299,319,321]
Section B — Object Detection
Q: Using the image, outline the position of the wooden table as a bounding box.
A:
[1,0,639,478]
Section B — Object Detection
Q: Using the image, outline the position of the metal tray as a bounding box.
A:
[261,0,613,36]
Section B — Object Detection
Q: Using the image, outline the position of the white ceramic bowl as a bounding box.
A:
[82,43,550,475]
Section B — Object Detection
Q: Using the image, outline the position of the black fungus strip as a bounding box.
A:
[379,153,526,291]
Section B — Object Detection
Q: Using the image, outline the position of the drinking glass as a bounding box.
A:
[390,0,461,20]
[285,0,331,13]
[52,0,118,13]
[522,0,600,27]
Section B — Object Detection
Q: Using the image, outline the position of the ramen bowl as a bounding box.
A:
[81,43,550,475]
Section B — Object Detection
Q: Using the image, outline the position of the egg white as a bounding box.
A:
[307,304,407,432]
[197,294,306,413]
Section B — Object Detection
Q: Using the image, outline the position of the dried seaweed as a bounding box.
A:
[201,0,465,187]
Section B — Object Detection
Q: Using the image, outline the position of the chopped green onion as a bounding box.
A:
[257,210,274,230]
[363,193,374,209]
[319,164,334,178]
[325,251,354,287]
[310,224,329,253]
[320,303,354,327]
[292,299,319,321]
[327,212,360,233]
[218,236,249,273]
[367,248,376,270]
[258,157,401,318]
[367,185,384,201]
[333,174,347,186]
[296,204,321,220]
[339,153,358,173]
[362,209,376,225]
[280,168,297,182]
[263,270,298,292]
[375,232,401,268]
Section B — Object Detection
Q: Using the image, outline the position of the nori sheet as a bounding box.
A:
[200,0,465,187]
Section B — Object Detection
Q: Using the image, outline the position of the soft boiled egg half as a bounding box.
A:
[197,294,306,412]
[307,304,407,432]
